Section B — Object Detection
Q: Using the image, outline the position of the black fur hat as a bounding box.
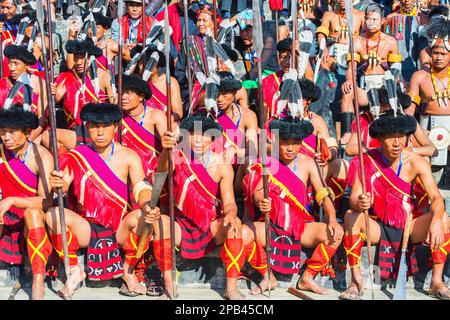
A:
[276,37,292,53]
[377,86,412,109]
[218,71,242,93]
[299,78,321,103]
[4,45,36,65]
[65,38,103,58]
[130,44,166,67]
[180,112,223,136]
[11,12,37,24]
[82,12,112,29]
[269,116,314,141]
[120,74,153,99]
[80,103,123,124]
[0,105,39,130]
[369,114,417,139]
[220,44,238,62]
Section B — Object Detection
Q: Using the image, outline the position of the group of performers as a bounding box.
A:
[0,0,449,301]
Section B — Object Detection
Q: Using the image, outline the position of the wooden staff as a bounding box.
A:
[141,0,146,66]
[164,0,176,299]
[213,0,217,39]
[345,0,375,300]
[36,0,72,290]
[183,0,193,111]
[252,0,272,297]
[117,0,124,143]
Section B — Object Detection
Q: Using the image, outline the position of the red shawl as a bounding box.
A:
[348,149,418,229]
[0,145,38,264]
[121,15,154,44]
[61,145,130,233]
[262,70,284,120]
[119,115,162,179]
[55,71,107,128]
[243,156,314,240]
[173,150,222,232]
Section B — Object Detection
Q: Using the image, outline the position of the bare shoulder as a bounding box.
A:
[322,11,333,21]
[383,33,397,44]
[34,143,53,162]
[411,69,429,82]
[148,107,166,124]
[405,150,429,171]
[116,143,140,161]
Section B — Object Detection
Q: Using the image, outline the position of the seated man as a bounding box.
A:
[242,116,344,295]
[120,74,166,181]
[214,72,258,193]
[0,106,54,300]
[45,103,166,299]
[340,113,450,300]
[157,112,244,300]
[0,45,48,140]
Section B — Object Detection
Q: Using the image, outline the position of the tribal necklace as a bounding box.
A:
[10,141,32,163]
[336,13,349,41]
[431,66,450,107]
[90,143,115,164]
[381,151,403,177]
[287,155,298,174]
[363,34,382,68]
[200,149,212,169]
[129,105,147,126]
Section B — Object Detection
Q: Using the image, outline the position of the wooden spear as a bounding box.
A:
[345,0,375,300]
[36,0,72,292]
[164,0,177,299]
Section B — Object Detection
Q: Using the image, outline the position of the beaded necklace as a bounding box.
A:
[431,66,450,107]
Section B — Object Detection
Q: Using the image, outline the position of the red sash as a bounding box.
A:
[61,145,130,233]
[299,134,317,158]
[56,71,107,128]
[262,70,284,120]
[173,150,222,232]
[348,149,417,229]
[147,82,167,113]
[0,145,38,216]
[0,145,38,264]
[96,55,110,72]
[244,156,314,240]
[121,15,154,44]
[119,115,162,178]
[351,112,381,149]
[215,110,245,167]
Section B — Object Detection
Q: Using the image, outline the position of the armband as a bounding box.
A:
[387,53,402,63]
[410,95,421,106]
[315,187,336,206]
[316,26,330,38]
[346,53,360,63]
[325,137,338,149]
[133,180,153,201]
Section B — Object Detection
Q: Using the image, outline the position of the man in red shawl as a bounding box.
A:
[45,103,164,299]
[242,116,344,296]
[0,106,54,300]
[340,113,450,300]
[157,112,245,300]
[111,0,154,48]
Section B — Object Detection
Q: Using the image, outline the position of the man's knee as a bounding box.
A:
[23,208,44,223]
[344,210,363,230]
[241,224,254,244]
